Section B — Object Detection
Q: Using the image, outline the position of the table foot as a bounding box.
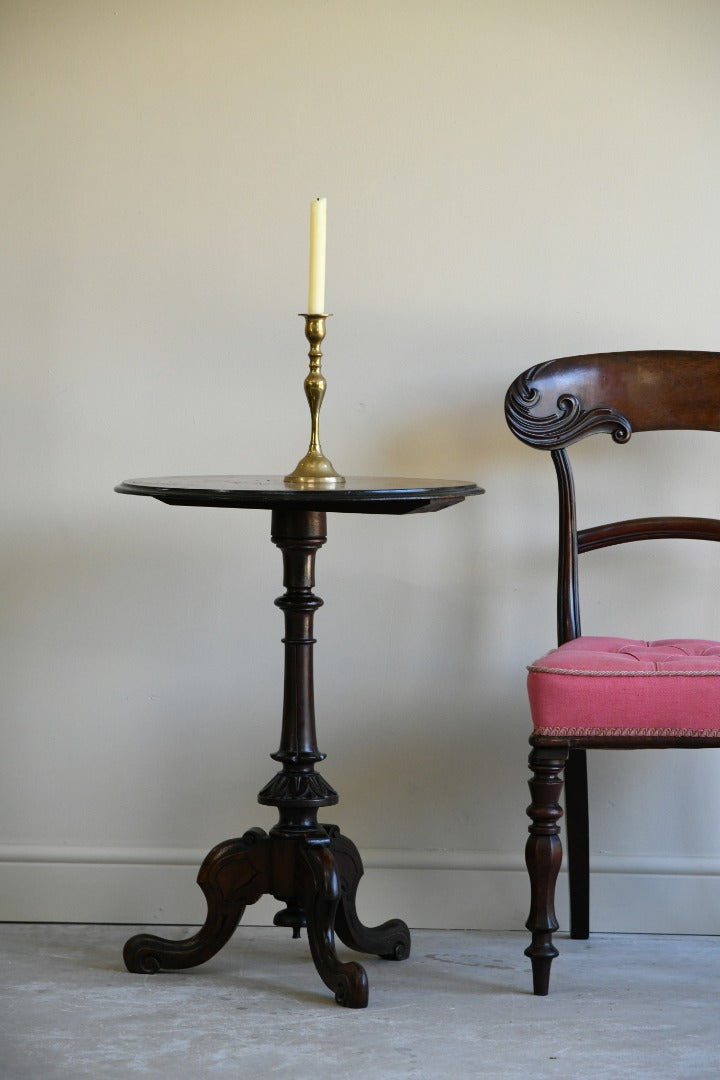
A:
[328,827,411,961]
[300,841,369,1008]
[123,827,269,973]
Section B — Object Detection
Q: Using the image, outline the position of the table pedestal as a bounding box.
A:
[123,508,410,1008]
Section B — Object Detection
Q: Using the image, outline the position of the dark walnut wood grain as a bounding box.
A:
[118,476,480,1007]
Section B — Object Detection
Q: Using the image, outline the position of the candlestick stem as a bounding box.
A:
[284,315,345,487]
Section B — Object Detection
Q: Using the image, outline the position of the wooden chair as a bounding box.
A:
[504,350,720,994]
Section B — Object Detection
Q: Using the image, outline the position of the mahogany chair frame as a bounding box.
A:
[505,350,720,994]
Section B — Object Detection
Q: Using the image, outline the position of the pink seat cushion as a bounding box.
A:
[527,637,720,736]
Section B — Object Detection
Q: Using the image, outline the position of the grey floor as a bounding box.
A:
[1,924,719,1079]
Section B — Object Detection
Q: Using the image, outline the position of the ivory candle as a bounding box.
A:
[307,197,327,314]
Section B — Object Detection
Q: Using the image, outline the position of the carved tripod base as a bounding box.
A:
[123,825,410,1008]
[124,507,410,1007]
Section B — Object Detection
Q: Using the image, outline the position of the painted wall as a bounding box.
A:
[3,0,720,932]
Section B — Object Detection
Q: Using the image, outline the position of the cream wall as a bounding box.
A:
[3,0,720,932]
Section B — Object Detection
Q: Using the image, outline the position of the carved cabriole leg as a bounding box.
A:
[327,827,411,961]
[123,827,270,973]
[524,744,568,995]
[299,840,369,1008]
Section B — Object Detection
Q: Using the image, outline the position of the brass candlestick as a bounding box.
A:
[284,314,345,486]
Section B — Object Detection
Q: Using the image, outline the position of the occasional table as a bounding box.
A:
[115,475,482,1007]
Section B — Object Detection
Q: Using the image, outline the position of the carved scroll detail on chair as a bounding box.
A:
[505,365,632,450]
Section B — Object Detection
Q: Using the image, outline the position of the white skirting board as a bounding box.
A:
[2,846,720,934]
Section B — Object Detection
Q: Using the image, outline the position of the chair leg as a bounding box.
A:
[525,744,568,995]
[564,747,590,939]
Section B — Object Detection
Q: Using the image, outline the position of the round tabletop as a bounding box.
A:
[115,475,483,515]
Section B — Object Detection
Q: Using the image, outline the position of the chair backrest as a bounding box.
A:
[504,350,720,645]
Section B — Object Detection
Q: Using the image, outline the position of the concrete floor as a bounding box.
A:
[1,924,719,1079]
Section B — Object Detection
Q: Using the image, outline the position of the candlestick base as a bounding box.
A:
[284,314,345,488]
[284,450,345,487]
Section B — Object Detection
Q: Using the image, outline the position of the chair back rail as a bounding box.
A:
[505,350,720,447]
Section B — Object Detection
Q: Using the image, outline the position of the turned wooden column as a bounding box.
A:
[257,509,338,835]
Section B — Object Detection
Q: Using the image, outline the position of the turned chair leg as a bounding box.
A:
[565,747,590,939]
[524,744,568,995]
